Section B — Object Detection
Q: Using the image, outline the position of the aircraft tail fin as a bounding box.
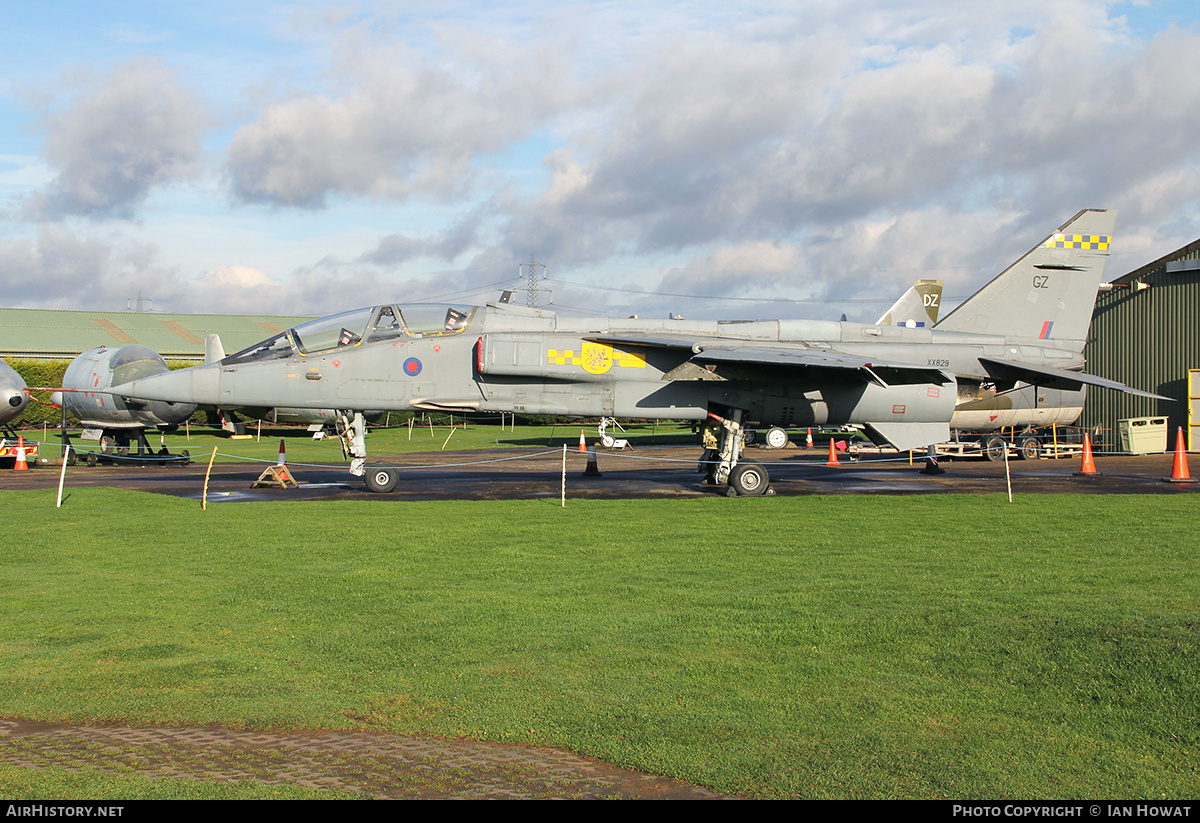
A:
[205,334,226,365]
[934,209,1116,348]
[876,279,943,327]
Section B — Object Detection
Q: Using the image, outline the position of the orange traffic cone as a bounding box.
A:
[582,442,602,477]
[825,437,841,466]
[1073,432,1100,477]
[1165,427,1197,483]
[805,427,814,448]
[12,435,29,471]
[578,429,587,452]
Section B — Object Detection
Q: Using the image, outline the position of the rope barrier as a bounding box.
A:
[7,436,1154,473]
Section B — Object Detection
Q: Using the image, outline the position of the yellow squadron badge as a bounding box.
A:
[581,341,613,375]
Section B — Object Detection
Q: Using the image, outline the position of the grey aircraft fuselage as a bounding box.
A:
[110,209,1163,495]
[109,303,1091,447]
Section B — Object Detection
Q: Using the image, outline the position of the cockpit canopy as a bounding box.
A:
[110,345,173,383]
[223,303,477,365]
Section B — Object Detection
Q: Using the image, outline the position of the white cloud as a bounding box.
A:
[224,22,573,207]
[4,2,1200,316]
[23,59,208,221]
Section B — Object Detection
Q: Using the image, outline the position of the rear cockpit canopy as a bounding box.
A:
[223,303,477,365]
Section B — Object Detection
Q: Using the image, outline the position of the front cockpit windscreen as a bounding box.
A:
[222,303,477,365]
[223,331,297,366]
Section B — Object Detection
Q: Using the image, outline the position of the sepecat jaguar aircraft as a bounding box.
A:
[110,208,1163,495]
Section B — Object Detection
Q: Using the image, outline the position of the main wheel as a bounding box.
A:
[364,465,399,494]
[99,434,115,454]
[1017,437,1040,461]
[765,427,789,450]
[729,462,769,496]
[983,436,1007,462]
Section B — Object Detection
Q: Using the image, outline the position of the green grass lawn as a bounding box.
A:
[0,490,1196,798]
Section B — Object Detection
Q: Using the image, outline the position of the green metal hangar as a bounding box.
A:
[0,307,314,363]
[1082,237,1200,451]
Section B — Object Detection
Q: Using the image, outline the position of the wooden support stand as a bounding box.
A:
[251,465,298,489]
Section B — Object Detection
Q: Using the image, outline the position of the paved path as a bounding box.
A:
[5,446,1198,501]
[0,719,725,799]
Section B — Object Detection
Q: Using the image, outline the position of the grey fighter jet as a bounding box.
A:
[110,208,1162,495]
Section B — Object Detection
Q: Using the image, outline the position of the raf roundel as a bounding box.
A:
[403,357,423,377]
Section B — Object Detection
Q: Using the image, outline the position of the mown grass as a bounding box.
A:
[0,764,364,800]
[0,490,1196,798]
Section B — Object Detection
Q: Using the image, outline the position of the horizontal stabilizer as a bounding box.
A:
[978,357,1170,400]
[863,422,950,452]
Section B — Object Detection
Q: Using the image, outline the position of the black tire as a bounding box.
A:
[983,436,1007,462]
[765,427,789,449]
[99,434,115,454]
[364,465,399,494]
[744,429,756,445]
[697,448,719,483]
[86,452,98,467]
[729,462,769,496]
[1017,437,1040,461]
[181,449,191,466]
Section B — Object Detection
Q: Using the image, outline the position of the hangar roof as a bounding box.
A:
[0,307,316,360]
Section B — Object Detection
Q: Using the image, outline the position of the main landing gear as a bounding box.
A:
[338,412,369,478]
[698,409,774,497]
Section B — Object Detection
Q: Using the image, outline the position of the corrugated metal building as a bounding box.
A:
[1082,238,1200,451]
[0,308,315,361]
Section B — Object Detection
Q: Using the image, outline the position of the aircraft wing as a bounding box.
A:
[587,334,951,386]
[978,357,1170,400]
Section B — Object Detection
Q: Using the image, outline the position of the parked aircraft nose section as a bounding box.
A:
[0,359,28,425]
[62,346,198,429]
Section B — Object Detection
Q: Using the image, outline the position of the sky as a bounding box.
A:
[1,0,1199,322]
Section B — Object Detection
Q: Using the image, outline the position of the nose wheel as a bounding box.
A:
[728,461,770,496]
